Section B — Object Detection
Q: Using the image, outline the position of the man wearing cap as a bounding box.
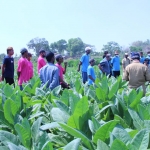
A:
[17,48,29,90]
[87,59,96,85]
[55,54,69,89]
[111,51,120,78]
[2,47,14,85]
[123,52,150,95]
[40,52,59,90]
[78,47,91,83]
[99,54,111,76]
[37,49,46,73]
[122,53,130,72]
[140,51,145,64]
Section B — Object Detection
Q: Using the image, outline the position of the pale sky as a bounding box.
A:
[0,0,150,55]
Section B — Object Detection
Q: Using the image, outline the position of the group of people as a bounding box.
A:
[1,47,69,90]
[79,48,150,94]
[1,46,150,93]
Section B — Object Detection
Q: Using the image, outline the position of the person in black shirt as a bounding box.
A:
[2,47,14,85]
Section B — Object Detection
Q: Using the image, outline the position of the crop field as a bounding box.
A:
[0,60,150,150]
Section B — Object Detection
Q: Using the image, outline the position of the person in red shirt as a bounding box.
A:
[17,48,29,90]
[55,54,69,89]
[27,53,33,79]
[37,49,46,74]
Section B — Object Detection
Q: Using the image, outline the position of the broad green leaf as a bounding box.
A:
[96,139,110,150]
[114,115,128,128]
[63,138,81,150]
[128,130,138,138]
[29,112,44,120]
[131,129,149,150]
[88,120,95,133]
[128,89,137,105]
[91,117,101,131]
[3,84,13,97]
[59,123,94,150]
[60,89,69,106]
[111,125,131,144]
[128,108,144,130]
[138,104,150,120]
[110,139,128,150]
[0,131,19,146]
[31,117,43,143]
[75,79,81,92]
[74,96,89,116]
[51,108,70,123]
[0,146,8,150]
[40,122,60,130]
[108,80,119,99]
[52,85,61,96]
[96,87,106,101]
[7,142,27,150]
[93,120,118,143]
[41,141,53,150]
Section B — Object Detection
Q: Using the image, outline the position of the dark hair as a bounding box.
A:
[7,47,13,54]
[46,52,54,62]
[28,53,32,57]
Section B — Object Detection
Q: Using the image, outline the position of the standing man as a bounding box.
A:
[122,53,130,72]
[17,48,29,90]
[99,54,111,76]
[78,47,91,83]
[140,51,145,64]
[111,51,120,78]
[55,54,69,88]
[87,59,96,85]
[2,47,14,85]
[37,49,46,74]
[123,52,150,95]
[40,52,59,90]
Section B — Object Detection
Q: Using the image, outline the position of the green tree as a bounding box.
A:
[102,41,122,55]
[67,38,84,57]
[27,37,50,56]
[50,39,67,54]
[129,46,142,52]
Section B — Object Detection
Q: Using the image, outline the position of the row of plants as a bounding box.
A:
[0,68,150,150]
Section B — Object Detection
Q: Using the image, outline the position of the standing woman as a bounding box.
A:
[27,53,33,79]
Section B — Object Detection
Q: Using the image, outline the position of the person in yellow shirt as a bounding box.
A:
[123,52,150,95]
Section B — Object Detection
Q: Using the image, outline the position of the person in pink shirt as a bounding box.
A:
[37,49,46,73]
[27,53,33,79]
[55,54,69,89]
[17,48,29,90]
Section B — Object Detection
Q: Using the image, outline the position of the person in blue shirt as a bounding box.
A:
[111,51,120,78]
[78,47,91,83]
[40,52,60,90]
[140,51,145,63]
[146,51,150,62]
[87,59,96,85]
[2,47,14,85]
[99,54,111,76]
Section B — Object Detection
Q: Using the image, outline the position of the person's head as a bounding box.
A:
[140,51,143,57]
[7,47,14,56]
[104,50,108,55]
[55,54,63,64]
[46,52,55,63]
[39,49,46,58]
[125,53,128,58]
[147,51,150,56]
[106,54,111,60]
[20,48,28,57]
[114,51,119,56]
[131,52,140,61]
[89,58,95,66]
[27,53,32,61]
[85,47,91,55]
[144,58,149,65]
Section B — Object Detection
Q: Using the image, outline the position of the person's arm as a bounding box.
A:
[122,68,129,81]
[88,75,95,82]
[63,62,67,74]
[98,63,105,73]
[122,59,125,71]
[50,69,59,90]
[78,55,84,72]
[17,60,23,80]
[1,64,5,81]
[145,67,150,81]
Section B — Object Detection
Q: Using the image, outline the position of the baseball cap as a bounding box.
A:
[20,48,28,54]
[131,52,140,59]
[85,47,92,51]
[125,53,128,55]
